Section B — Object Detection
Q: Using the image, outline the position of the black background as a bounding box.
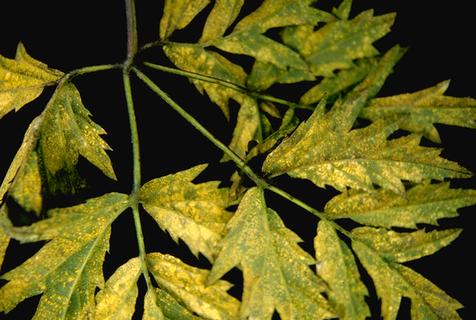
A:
[1,1,475,319]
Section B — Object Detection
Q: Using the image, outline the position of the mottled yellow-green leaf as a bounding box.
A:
[200,0,244,43]
[263,47,470,194]
[0,193,129,316]
[247,60,315,91]
[0,206,10,270]
[0,116,40,208]
[140,164,232,262]
[0,82,116,213]
[153,288,200,320]
[353,240,462,320]
[164,43,247,119]
[214,31,308,71]
[39,83,116,180]
[333,0,353,20]
[9,150,42,214]
[209,187,333,320]
[325,182,476,228]
[95,257,142,320]
[160,0,210,39]
[0,43,63,119]
[143,289,165,320]
[361,80,476,143]
[282,10,395,76]
[233,0,332,34]
[227,96,261,160]
[147,252,240,319]
[300,58,374,105]
[315,220,369,320]
[246,108,299,161]
[352,227,461,263]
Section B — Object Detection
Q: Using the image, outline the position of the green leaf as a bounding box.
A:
[147,252,240,320]
[263,47,470,194]
[95,257,142,320]
[140,164,232,262]
[0,82,116,213]
[160,0,210,39]
[0,43,63,119]
[0,193,129,317]
[282,10,395,76]
[143,289,165,320]
[361,80,476,143]
[200,0,244,43]
[315,220,369,320]
[325,182,476,228]
[352,227,461,263]
[353,240,462,319]
[300,58,374,105]
[164,43,247,119]
[208,187,333,320]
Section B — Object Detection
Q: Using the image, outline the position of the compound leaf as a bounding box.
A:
[263,47,470,194]
[208,187,333,320]
[282,10,395,76]
[0,193,129,318]
[361,80,476,142]
[315,220,369,320]
[140,164,232,262]
[325,182,476,228]
[352,227,461,263]
[160,0,210,39]
[353,240,462,319]
[94,257,142,320]
[147,252,240,320]
[0,43,63,119]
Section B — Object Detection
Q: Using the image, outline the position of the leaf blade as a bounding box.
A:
[0,43,63,119]
[147,252,240,320]
[140,164,232,262]
[315,220,369,319]
[209,187,333,320]
[325,182,476,228]
[95,258,142,320]
[160,0,210,39]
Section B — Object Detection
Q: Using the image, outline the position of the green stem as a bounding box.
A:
[133,67,263,185]
[125,0,138,59]
[123,70,153,290]
[144,62,314,111]
[266,185,353,239]
[68,64,122,79]
[133,67,354,240]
